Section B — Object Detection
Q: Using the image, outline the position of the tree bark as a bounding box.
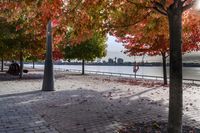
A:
[19,51,23,79]
[42,20,54,91]
[167,4,183,133]
[33,61,35,69]
[162,53,167,85]
[82,59,85,75]
[1,57,3,72]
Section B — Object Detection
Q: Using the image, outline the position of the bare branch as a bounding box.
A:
[154,2,167,11]
[153,6,167,16]
[152,1,168,16]
[182,1,195,11]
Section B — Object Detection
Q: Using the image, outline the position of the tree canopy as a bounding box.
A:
[62,32,107,61]
[0,0,200,132]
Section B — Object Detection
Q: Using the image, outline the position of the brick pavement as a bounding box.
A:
[0,71,200,133]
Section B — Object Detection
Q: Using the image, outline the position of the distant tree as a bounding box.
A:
[62,32,107,75]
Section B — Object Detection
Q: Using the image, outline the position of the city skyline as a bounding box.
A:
[105,35,200,63]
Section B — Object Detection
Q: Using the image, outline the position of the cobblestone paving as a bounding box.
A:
[0,71,200,133]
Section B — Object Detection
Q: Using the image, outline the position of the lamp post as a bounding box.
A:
[42,20,54,91]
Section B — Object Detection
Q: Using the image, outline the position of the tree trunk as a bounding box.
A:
[42,20,54,91]
[19,51,23,79]
[162,53,167,85]
[82,59,85,75]
[33,61,35,69]
[167,5,183,133]
[1,58,3,72]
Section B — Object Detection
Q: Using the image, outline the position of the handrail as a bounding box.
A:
[64,69,200,84]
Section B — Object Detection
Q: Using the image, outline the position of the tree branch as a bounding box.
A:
[127,0,167,16]
[160,0,166,6]
[153,6,167,16]
[110,12,151,29]
[182,0,188,4]
[126,0,153,9]
[153,1,168,16]
[182,1,194,11]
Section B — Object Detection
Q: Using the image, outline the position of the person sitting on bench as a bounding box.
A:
[7,61,20,75]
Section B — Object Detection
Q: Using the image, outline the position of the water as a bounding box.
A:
[25,64,200,80]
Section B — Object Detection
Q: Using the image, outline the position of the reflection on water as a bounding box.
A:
[25,64,200,80]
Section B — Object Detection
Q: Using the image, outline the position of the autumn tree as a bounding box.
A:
[118,11,200,85]
[0,0,65,85]
[62,32,107,75]
[2,1,199,132]
[108,0,198,132]
[0,17,12,72]
[0,16,29,75]
[0,0,110,75]
[117,15,169,85]
[0,1,44,77]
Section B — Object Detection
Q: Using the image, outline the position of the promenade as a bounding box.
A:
[0,70,200,133]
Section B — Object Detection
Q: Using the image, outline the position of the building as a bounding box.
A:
[108,58,114,64]
[117,58,124,64]
[102,60,106,64]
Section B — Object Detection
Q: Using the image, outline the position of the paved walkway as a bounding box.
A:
[0,71,200,133]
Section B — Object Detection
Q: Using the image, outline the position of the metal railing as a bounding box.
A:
[60,68,200,84]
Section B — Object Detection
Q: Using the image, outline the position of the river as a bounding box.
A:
[24,64,200,80]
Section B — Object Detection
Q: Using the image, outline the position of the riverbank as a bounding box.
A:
[0,70,200,132]
[23,64,200,80]
[23,62,200,67]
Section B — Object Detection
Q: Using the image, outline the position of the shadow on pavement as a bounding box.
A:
[0,87,199,133]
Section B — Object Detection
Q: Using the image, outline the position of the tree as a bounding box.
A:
[2,1,199,132]
[0,17,11,72]
[62,32,107,75]
[117,15,169,85]
[0,0,107,88]
[0,1,46,77]
[1,0,65,86]
[108,0,198,132]
[0,16,25,75]
[14,17,45,78]
[117,12,200,85]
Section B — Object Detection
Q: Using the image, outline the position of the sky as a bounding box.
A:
[195,0,200,10]
[103,35,200,63]
[103,35,162,62]
[103,3,200,63]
